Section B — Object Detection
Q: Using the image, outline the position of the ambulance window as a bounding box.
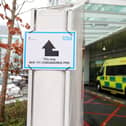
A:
[98,66,104,76]
[106,65,126,75]
[106,66,115,75]
[116,65,126,75]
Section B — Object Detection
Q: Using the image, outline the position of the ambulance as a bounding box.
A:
[96,57,126,95]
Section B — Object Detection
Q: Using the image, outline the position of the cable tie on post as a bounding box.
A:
[27,64,33,70]
[28,30,34,33]
[65,66,71,71]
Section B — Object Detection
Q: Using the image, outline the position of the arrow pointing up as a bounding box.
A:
[42,40,55,50]
[42,40,59,56]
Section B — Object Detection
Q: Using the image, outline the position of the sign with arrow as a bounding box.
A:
[23,32,76,70]
[42,40,59,56]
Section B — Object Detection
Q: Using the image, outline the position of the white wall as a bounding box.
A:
[27,6,83,126]
[68,7,84,126]
[33,71,65,126]
[27,8,67,126]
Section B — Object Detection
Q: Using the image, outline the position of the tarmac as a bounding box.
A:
[84,85,126,126]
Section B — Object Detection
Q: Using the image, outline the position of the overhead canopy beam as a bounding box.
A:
[85,26,121,30]
[85,26,126,46]
[84,21,126,25]
[85,11,126,18]
[85,29,119,33]
[85,10,126,16]
[88,0,126,6]
[85,23,124,27]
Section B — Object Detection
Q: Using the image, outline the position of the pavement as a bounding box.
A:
[85,84,126,105]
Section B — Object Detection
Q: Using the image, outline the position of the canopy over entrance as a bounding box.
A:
[49,0,126,46]
[84,3,126,46]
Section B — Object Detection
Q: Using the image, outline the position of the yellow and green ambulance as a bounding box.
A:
[96,57,126,95]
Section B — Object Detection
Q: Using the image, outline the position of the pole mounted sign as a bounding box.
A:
[23,32,76,70]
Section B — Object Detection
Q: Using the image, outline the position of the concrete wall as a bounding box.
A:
[83,47,90,85]
[68,6,84,126]
[27,6,83,126]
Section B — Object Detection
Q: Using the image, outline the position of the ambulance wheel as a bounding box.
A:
[96,82,101,91]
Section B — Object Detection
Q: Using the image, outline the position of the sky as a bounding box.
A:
[0,0,49,25]
[20,0,48,23]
